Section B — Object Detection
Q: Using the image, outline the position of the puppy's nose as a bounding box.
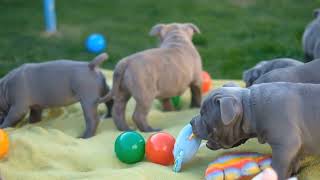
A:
[190,118,197,134]
[190,115,200,134]
[190,115,208,140]
[190,116,197,127]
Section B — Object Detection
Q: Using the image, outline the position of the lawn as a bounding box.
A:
[1,2,320,179]
[0,0,319,78]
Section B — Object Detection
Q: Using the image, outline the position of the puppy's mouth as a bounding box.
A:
[190,115,209,140]
[206,140,221,150]
[206,138,249,151]
[233,138,249,147]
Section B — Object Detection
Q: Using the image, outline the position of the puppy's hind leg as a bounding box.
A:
[101,79,113,118]
[80,100,99,138]
[29,108,43,123]
[190,84,202,108]
[133,97,160,132]
[104,99,114,118]
[112,92,132,131]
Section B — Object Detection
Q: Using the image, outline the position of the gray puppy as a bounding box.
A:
[0,53,113,138]
[99,23,203,132]
[253,59,320,85]
[222,82,241,87]
[302,8,320,61]
[191,83,320,179]
[243,58,303,87]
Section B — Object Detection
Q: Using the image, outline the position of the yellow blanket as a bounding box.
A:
[0,70,319,180]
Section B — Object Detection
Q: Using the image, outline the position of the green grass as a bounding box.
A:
[0,0,319,78]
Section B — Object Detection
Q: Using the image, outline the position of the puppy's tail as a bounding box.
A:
[98,59,129,103]
[88,53,108,70]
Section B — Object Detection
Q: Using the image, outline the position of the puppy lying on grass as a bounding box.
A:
[0,53,112,138]
[253,58,320,85]
[243,58,303,87]
[99,23,203,132]
[302,8,320,62]
[191,83,320,179]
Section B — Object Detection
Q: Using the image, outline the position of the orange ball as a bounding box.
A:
[146,132,175,166]
[202,71,212,94]
[0,129,9,159]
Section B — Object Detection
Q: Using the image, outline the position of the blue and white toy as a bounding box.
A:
[173,124,202,172]
[85,33,107,53]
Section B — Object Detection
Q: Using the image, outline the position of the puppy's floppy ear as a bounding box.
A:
[218,96,243,125]
[149,24,166,36]
[184,23,201,34]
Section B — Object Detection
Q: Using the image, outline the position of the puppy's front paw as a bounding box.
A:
[79,134,93,139]
[118,126,134,132]
[140,127,162,132]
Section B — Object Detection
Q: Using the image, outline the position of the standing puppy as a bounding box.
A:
[99,23,203,132]
[243,58,303,87]
[0,53,112,138]
[191,83,320,179]
[253,58,320,85]
[302,8,320,62]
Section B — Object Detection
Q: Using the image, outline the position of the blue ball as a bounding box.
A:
[85,33,107,53]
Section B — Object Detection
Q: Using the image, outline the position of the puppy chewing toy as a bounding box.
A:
[173,124,202,172]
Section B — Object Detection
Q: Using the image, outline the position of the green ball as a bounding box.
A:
[171,96,181,109]
[114,131,145,164]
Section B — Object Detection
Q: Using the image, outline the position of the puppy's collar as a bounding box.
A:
[241,89,257,136]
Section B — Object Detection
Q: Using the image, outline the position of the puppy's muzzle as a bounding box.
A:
[190,115,209,140]
[206,140,222,150]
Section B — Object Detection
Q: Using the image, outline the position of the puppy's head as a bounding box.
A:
[243,69,262,87]
[190,87,250,150]
[314,8,320,18]
[243,61,268,87]
[149,23,200,42]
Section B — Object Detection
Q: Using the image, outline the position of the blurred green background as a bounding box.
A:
[0,0,318,78]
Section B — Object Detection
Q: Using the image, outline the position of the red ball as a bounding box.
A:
[146,132,176,166]
[202,71,212,94]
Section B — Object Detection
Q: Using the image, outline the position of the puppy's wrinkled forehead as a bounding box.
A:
[165,23,185,31]
[204,87,244,104]
[201,87,244,121]
[149,23,200,39]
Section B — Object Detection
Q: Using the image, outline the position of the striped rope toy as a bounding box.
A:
[205,152,271,180]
